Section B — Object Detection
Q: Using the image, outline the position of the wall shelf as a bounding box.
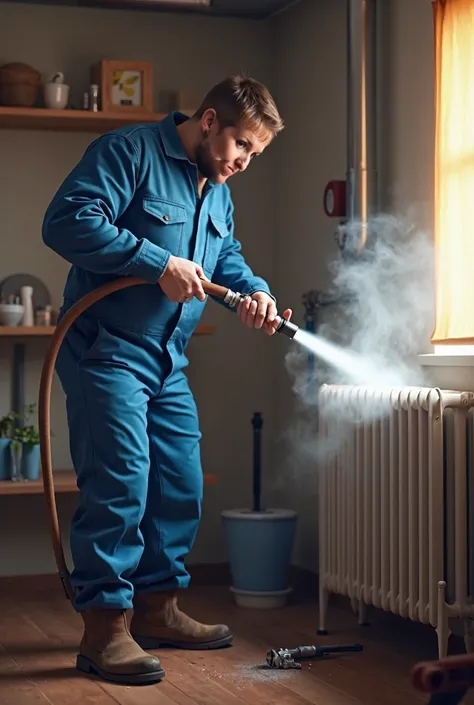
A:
[0,106,168,134]
[0,468,217,495]
[0,326,56,336]
[0,469,76,495]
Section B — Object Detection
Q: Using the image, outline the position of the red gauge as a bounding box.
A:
[323,180,346,218]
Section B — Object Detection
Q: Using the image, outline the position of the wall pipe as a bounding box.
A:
[346,0,378,249]
[302,0,378,392]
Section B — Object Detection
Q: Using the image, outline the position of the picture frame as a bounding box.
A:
[90,60,154,114]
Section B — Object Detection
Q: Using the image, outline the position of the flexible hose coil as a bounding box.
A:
[38,276,230,600]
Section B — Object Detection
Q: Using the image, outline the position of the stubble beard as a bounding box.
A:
[195,136,219,181]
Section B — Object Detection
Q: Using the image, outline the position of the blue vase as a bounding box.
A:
[0,438,11,480]
[21,444,41,480]
[221,508,298,609]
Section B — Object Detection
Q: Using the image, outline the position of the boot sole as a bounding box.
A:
[133,634,233,650]
[76,654,165,685]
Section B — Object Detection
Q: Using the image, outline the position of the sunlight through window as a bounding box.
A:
[431,0,474,351]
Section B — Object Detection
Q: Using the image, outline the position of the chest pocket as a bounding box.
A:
[142,197,187,256]
[203,213,229,276]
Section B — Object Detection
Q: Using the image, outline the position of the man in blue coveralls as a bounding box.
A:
[42,74,291,685]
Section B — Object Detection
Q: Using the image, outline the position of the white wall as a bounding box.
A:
[0,1,277,575]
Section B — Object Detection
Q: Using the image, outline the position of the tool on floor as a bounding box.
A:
[411,653,474,705]
[266,643,364,669]
[38,276,299,601]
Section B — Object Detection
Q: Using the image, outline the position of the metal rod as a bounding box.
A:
[252,412,263,512]
[347,0,378,251]
[266,643,363,670]
[12,342,25,424]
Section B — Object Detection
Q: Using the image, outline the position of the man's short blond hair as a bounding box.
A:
[194,74,284,139]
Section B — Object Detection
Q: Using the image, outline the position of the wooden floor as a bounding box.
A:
[0,578,463,705]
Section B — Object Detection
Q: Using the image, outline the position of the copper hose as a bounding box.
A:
[411,653,474,695]
[38,276,231,600]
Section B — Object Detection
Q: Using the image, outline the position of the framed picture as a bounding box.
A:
[90,60,153,114]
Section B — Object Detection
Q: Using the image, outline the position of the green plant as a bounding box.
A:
[4,403,40,451]
[22,403,37,426]
[11,424,40,451]
[0,411,16,439]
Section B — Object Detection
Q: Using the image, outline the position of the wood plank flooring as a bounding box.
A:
[0,578,463,705]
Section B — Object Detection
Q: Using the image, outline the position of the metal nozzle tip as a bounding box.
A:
[266,649,279,668]
[275,318,298,340]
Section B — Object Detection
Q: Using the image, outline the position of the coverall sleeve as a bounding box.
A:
[42,133,171,283]
[211,198,276,312]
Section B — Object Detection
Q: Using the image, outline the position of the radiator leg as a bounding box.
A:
[318,585,329,635]
[463,619,474,654]
[436,581,451,658]
[350,598,370,626]
[358,601,370,627]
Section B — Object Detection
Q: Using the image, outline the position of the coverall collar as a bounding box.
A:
[158,111,219,194]
[159,111,195,162]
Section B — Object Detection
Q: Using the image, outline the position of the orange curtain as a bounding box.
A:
[431,0,474,345]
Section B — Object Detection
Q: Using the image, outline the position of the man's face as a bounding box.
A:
[195,113,272,184]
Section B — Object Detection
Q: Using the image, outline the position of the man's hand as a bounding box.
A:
[158,255,207,303]
[237,291,293,336]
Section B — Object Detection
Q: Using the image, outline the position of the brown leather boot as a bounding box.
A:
[130,591,233,650]
[76,608,165,684]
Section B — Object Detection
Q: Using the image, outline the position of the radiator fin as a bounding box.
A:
[317,385,474,657]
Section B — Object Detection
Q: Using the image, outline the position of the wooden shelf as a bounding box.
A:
[0,324,216,336]
[0,326,56,336]
[0,468,217,495]
[0,469,76,495]
[0,106,169,133]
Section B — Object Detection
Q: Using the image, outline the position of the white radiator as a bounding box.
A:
[317,384,474,658]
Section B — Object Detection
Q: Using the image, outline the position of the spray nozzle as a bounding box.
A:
[275,317,298,339]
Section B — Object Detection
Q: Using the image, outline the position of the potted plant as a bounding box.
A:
[10,403,40,482]
[221,412,298,609]
[0,411,16,480]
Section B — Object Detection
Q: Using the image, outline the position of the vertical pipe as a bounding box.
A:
[12,342,25,423]
[347,0,378,251]
[251,412,263,512]
[304,307,317,403]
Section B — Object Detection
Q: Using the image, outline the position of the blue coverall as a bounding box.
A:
[42,111,273,612]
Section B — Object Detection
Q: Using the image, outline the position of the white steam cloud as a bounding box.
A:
[282,210,436,467]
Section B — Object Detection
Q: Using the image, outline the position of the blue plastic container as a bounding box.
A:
[221,508,298,609]
[0,438,11,480]
[21,444,41,480]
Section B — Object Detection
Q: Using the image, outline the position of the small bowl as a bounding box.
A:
[0,303,24,326]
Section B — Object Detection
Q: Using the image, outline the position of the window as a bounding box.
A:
[431,0,474,351]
